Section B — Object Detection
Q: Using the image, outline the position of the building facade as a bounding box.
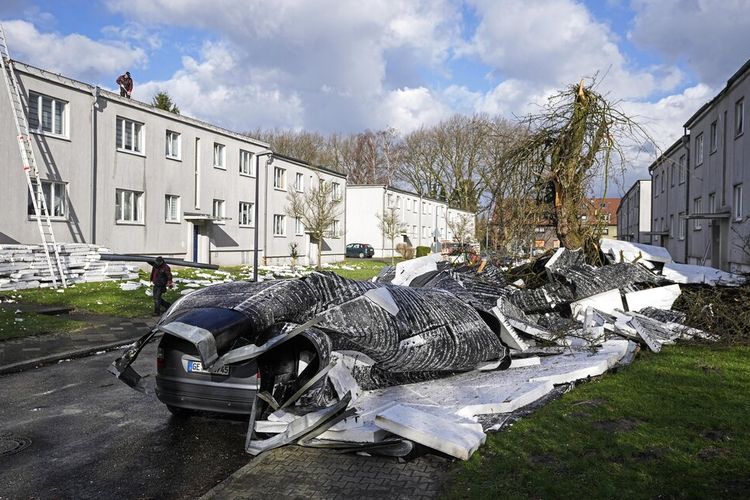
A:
[647,139,688,262]
[617,180,653,244]
[1,61,345,266]
[344,185,476,258]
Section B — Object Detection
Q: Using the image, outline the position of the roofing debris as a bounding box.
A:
[109,239,745,461]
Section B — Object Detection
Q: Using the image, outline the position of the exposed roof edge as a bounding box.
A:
[684,57,750,128]
[648,137,685,172]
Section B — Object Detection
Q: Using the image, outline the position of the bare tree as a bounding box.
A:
[448,213,475,246]
[377,206,407,265]
[286,176,343,269]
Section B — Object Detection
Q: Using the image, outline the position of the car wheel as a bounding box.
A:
[166,405,194,418]
[358,252,365,258]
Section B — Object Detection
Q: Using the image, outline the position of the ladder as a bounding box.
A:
[0,25,67,287]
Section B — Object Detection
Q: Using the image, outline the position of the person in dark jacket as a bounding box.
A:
[116,71,133,98]
[150,256,173,315]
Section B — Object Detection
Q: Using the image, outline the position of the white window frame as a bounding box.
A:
[669,214,674,237]
[678,155,686,184]
[332,182,341,201]
[274,167,287,190]
[295,173,304,192]
[295,217,305,235]
[165,130,181,160]
[212,199,226,223]
[239,150,255,177]
[654,174,659,197]
[736,98,744,137]
[670,164,675,187]
[709,121,717,153]
[115,189,144,224]
[28,91,67,138]
[213,143,226,169]
[116,117,144,154]
[273,214,286,236]
[28,179,67,219]
[679,212,686,240]
[695,133,704,166]
[239,201,254,227]
[708,192,716,215]
[165,194,180,223]
[693,198,702,230]
[734,184,744,221]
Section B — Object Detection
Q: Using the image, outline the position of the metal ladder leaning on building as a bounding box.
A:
[0,25,67,287]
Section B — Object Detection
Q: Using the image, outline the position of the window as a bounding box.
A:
[332,182,341,201]
[535,227,546,234]
[165,195,180,223]
[27,180,66,219]
[678,155,686,184]
[422,202,427,215]
[116,117,143,153]
[669,214,674,237]
[327,219,340,238]
[212,199,226,221]
[736,98,744,136]
[695,133,704,166]
[165,131,181,159]
[734,184,744,221]
[693,198,702,230]
[273,214,286,236]
[239,201,254,226]
[239,150,254,176]
[661,169,665,193]
[412,225,417,235]
[28,92,66,136]
[295,173,304,192]
[602,228,609,235]
[115,189,144,223]
[213,143,226,169]
[273,167,287,190]
[654,174,659,197]
[708,192,716,214]
[295,217,305,235]
[387,194,394,208]
[670,164,675,187]
[710,121,717,153]
[679,212,686,240]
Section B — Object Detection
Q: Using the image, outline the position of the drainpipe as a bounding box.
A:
[381,186,386,257]
[683,127,690,262]
[253,149,273,282]
[90,86,100,244]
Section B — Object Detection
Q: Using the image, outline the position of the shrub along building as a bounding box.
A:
[620,58,749,273]
[0,60,346,266]
[344,185,476,258]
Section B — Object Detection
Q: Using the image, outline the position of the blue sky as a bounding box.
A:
[2,0,749,192]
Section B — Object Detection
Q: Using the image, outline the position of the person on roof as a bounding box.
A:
[150,256,173,316]
[116,71,133,98]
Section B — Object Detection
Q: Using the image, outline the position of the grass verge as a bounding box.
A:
[445,344,750,499]
[0,309,86,341]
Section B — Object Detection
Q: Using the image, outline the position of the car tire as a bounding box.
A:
[358,252,365,258]
[166,405,194,418]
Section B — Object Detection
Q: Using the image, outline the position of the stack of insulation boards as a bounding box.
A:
[0,244,138,290]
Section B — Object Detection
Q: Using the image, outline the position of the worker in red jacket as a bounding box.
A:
[150,256,173,316]
[116,71,133,98]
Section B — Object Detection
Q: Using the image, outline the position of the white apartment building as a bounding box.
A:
[345,185,476,258]
[0,60,345,266]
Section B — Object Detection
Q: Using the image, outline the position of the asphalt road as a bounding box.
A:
[0,343,252,499]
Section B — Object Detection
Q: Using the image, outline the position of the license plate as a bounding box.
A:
[187,360,229,375]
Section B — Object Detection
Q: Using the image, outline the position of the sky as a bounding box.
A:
[2,0,749,194]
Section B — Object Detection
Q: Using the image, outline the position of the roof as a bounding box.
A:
[347,184,449,206]
[648,138,685,173]
[587,197,620,222]
[271,152,347,179]
[12,59,270,148]
[684,57,750,128]
[622,179,651,200]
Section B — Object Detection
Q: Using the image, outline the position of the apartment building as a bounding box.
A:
[647,139,688,262]
[344,185,476,258]
[0,60,345,266]
[617,179,653,244]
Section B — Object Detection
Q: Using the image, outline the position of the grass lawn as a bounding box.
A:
[330,258,394,280]
[0,309,86,341]
[446,344,750,499]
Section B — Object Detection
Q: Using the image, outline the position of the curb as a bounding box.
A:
[0,337,140,376]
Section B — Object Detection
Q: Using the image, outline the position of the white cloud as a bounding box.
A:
[1,20,146,83]
[629,0,750,85]
[379,87,453,132]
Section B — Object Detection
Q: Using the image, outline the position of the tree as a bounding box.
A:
[377,206,407,265]
[503,79,652,256]
[286,175,342,269]
[448,213,475,247]
[152,91,180,114]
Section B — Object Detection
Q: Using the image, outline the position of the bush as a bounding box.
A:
[416,246,430,257]
[395,243,415,260]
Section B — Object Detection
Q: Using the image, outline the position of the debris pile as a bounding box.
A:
[109,240,744,461]
[0,244,137,290]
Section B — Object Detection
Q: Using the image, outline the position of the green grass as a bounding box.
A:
[446,345,750,499]
[0,309,86,340]
[328,259,392,280]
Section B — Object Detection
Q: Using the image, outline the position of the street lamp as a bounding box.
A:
[253,149,273,282]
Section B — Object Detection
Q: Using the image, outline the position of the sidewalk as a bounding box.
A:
[0,311,155,375]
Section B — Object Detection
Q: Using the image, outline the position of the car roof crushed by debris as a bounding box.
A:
[109,239,744,461]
